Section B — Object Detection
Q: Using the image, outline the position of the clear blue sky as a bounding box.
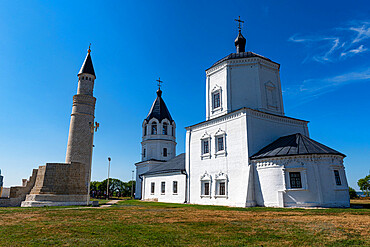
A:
[0,1,369,190]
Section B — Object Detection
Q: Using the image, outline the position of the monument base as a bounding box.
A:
[21,194,90,207]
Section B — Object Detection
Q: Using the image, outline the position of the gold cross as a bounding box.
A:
[234,16,244,31]
[156,77,163,89]
[88,43,91,54]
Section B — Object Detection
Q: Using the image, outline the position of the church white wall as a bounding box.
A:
[206,67,227,120]
[245,109,309,156]
[135,161,163,199]
[252,155,350,208]
[142,173,186,203]
[186,111,253,207]
[206,58,283,120]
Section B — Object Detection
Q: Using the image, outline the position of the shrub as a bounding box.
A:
[349,187,358,199]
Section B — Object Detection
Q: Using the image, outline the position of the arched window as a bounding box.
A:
[144,125,147,136]
[162,123,168,135]
[151,123,157,135]
[163,148,167,157]
[172,126,175,136]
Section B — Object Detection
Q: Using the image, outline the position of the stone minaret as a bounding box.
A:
[65,46,97,167]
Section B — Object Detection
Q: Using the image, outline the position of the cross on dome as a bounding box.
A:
[156,77,163,90]
[234,16,246,53]
[234,16,244,31]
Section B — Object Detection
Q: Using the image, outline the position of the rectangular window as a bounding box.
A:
[289,172,302,188]
[163,148,167,157]
[143,148,146,158]
[334,170,341,185]
[151,182,155,194]
[204,182,210,195]
[217,137,224,151]
[161,182,165,194]
[173,181,178,194]
[213,92,220,109]
[203,140,209,154]
[219,182,226,195]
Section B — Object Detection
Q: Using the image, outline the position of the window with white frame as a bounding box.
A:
[289,172,302,188]
[214,129,226,157]
[283,167,307,190]
[201,133,211,159]
[200,172,211,197]
[161,182,165,194]
[215,172,228,197]
[212,92,220,109]
[217,136,224,151]
[334,170,341,185]
[173,181,178,194]
[151,182,155,194]
[203,140,209,154]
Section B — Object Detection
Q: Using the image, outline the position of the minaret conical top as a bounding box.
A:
[78,44,95,77]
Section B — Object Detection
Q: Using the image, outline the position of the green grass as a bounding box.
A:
[0,200,369,246]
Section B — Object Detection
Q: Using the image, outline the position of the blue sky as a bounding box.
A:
[0,1,369,190]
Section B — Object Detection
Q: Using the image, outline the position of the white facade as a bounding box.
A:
[185,108,309,207]
[142,172,186,203]
[252,155,349,207]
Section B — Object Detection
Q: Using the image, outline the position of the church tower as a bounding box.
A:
[65,46,97,167]
[205,18,284,120]
[141,84,176,161]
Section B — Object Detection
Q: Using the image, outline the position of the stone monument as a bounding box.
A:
[19,46,98,207]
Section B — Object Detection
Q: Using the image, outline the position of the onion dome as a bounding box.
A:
[234,30,246,53]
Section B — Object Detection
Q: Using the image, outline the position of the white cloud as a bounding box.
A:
[341,44,368,57]
[350,23,370,43]
[289,21,370,63]
[285,68,370,105]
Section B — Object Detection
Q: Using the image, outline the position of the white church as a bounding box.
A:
[135,23,350,208]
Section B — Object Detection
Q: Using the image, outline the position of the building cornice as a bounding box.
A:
[186,107,308,131]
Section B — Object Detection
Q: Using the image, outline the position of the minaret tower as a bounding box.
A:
[65,45,98,167]
[141,79,176,161]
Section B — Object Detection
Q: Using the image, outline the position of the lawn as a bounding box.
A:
[0,200,369,246]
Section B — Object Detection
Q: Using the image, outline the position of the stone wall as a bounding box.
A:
[30,162,88,195]
[0,169,38,207]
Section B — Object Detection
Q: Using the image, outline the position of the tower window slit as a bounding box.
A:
[163,123,168,135]
[151,123,157,135]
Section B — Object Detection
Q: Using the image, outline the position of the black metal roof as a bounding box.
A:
[78,52,95,77]
[146,89,173,122]
[208,51,279,70]
[250,133,345,160]
[141,153,185,176]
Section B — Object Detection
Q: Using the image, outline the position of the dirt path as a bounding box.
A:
[99,200,120,208]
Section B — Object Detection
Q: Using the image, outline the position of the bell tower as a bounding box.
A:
[141,79,176,161]
[205,17,284,120]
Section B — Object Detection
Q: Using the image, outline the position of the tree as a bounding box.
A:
[348,187,358,199]
[357,175,370,197]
